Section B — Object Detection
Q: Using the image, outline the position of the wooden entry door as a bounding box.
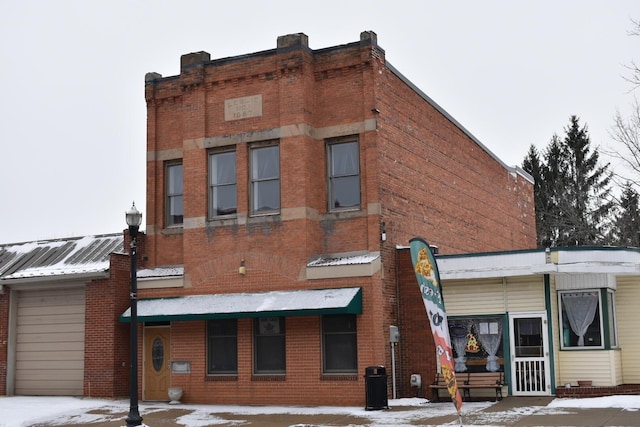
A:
[144,326,171,401]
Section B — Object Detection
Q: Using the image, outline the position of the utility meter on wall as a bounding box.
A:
[389,325,399,343]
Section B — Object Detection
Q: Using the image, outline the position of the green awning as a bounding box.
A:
[120,287,362,323]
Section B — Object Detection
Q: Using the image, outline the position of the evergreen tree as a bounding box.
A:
[609,183,640,246]
[522,116,614,247]
[523,144,552,247]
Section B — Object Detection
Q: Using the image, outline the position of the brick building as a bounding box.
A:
[129,31,535,406]
[1,31,535,406]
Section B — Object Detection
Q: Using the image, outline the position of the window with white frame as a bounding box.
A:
[254,317,285,374]
[322,314,357,373]
[250,144,280,215]
[559,289,617,349]
[207,319,238,374]
[327,139,360,211]
[166,162,183,226]
[209,150,237,218]
[606,290,618,348]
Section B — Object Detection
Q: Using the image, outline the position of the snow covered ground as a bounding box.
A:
[1,395,639,427]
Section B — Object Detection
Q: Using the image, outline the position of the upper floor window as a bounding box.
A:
[250,144,280,215]
[328,140,360,211]
[322,314,357,373]
[209,150,237,218]
[559,289,617,349]
[254,317,285,374]
[166,162,183,226]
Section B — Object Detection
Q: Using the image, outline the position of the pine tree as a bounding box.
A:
[609,183,640,246]
[523,116,614,247]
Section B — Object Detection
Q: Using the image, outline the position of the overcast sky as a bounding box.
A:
[1,1,638,244]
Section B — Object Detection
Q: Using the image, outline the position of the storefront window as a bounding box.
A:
[449,317,504,372]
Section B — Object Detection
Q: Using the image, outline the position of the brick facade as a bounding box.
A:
[134,31,535,406]
[0,31,535,403]
[0,32,534,404]
[83,251,134,398]
[0,292,8,394]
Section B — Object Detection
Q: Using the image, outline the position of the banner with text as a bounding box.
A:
[409,237,463,415]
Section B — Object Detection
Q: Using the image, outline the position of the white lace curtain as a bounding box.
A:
[450,323,470,372]
[562,292,598,346]
[473,319,502,372]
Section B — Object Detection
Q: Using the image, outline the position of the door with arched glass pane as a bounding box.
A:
[144,326,171,401]
[509,312,551,396]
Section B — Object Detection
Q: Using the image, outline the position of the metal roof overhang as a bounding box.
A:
[120,287,362,323]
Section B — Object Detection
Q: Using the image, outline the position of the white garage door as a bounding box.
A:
[16,287,85,395]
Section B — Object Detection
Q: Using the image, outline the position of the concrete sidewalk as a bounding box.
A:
[27,396,640,427]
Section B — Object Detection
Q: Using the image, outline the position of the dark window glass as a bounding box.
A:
[152,337,164,372]
[166,163,183,226]
[250,145,280,214]
[209,151,237,217]
[254,317,285,373]
[207,319,238,374]
[322,315,357,373]
[328,141,360,211]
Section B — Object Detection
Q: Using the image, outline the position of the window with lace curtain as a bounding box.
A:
[559,289,617,349]
[449,317,504,373]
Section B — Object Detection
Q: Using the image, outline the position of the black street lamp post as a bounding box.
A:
[125,202,143,427]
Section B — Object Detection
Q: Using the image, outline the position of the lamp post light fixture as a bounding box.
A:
[125,202,143,427]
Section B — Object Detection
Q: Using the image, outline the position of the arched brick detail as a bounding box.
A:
[189,251,303,288]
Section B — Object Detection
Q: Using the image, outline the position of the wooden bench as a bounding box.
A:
[429,371,506,402]
[429,373,450,402]
[462,371,505,401]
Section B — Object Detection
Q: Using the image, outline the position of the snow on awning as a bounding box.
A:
[120,287,362,323]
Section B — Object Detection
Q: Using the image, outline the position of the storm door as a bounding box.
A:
[509,312,551,395]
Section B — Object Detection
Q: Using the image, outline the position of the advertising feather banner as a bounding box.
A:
[409,237,463,415]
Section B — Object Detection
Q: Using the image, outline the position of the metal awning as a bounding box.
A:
[120,287,362,322]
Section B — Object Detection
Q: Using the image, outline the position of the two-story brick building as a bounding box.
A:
[1,31,536,405]
[121,31,535,406]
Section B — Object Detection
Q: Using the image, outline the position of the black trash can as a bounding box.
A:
[364,365,389,410]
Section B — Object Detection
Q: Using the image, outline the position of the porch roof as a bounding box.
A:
[119,287,362,322]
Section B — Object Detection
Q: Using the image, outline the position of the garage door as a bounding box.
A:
[15,287,85,395]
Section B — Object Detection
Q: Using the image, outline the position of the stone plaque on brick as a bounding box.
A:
[224,94,262,121]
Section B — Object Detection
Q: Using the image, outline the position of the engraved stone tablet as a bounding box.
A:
[224,95,262,121]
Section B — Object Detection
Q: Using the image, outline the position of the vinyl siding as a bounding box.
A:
[505,276,546,312]
[557,350,621,386]
[442,279,505,315]
[616,276,640,383]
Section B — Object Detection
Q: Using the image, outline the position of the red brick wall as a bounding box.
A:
[84,251,133,398]
[135,31,535,406]
[0,291,8,395]
[396,248,438,398]
[375,62,535,254]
